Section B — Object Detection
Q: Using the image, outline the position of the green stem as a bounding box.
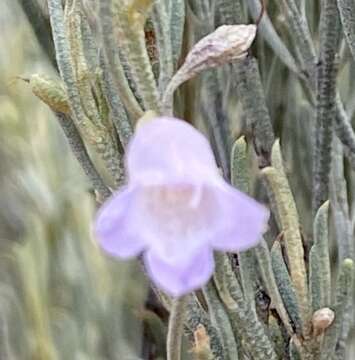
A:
[55,113,111,200]
[99,0,144,120]
[167,296,187,360]
[312,0,340,214]
[203,282,239,360]
[233,56,275,167]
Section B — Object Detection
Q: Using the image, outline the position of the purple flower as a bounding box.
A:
[95,117,269,296]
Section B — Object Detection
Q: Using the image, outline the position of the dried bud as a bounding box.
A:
[26,74,70,114]
[162,24,256,114]
[312,307,335,335]
[181,24,257,76]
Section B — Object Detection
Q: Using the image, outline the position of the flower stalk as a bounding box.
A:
[167,296,188,360]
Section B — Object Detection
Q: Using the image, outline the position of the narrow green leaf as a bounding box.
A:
[321,259,354,359]
[309,201,331,310]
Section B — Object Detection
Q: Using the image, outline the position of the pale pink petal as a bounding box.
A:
[95,187,147,258]
[126,117,220,186]
[144,247,214,296]
[208,183,269,252]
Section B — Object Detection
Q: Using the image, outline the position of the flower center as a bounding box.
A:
[152,184,201,209]
[138,184,214,261]
[140,184,213,240]
[144,184,205,221]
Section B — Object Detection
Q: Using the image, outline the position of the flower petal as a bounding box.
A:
[95,187,146,258]
[126,117,220,186]
[135,184,218,266]
[144,247,214,296]
[208,183,269,252]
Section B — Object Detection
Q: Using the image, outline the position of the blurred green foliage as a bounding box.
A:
[0,2,149,359]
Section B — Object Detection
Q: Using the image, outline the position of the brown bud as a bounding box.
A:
[191,325,213,360]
